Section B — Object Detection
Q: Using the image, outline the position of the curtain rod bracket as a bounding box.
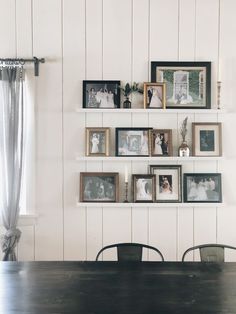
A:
[0,57,45,76]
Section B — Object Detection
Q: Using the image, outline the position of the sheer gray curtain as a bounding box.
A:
[0,67,24,261]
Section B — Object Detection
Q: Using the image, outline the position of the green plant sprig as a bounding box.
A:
[120,82,143,97]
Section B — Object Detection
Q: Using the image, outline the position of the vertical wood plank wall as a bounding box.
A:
[0,0,236,261]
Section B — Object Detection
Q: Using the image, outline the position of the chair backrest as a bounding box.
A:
[182,244,236,262]
[95,243,164,262]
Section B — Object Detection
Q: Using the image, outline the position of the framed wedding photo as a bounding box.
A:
[115,127,152,157]
[143,82,166,109]
[80,172,119,202]
[184,173,222,203]
[83,80,120,108]
[192,122,222,157]
[150,129,172,156]
[151,61,211,109]
[85,127,110,156]
[132,174,155,203]
[149,165,182,202]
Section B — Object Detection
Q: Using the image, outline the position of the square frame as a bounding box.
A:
[151,61,211,109]
[85,127,110,156]
[150,129,173,156]
[192,122,222,156]
[149,165,182,203]
[80,172,119,202]
[83,80,120,108]
[115,127,152,157]
[143,82,166,109]
[183,173,222,203]
[132,174,156,203]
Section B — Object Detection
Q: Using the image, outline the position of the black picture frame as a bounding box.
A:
[183,173,222,203]
[115,127,152,157]
[151,61,211,109]
[83,80,120,108]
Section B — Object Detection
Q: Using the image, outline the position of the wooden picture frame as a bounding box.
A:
[80,172,119,202]
[132,174,156,203]
[150,129,172,156]
[151,61,211,109]
[143,82,166,109]
[85,127,110,156]
[192,122,222,157]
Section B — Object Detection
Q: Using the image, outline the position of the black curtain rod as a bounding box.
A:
[0,57,45,76]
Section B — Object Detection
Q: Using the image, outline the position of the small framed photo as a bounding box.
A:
[150,165,182,202]
[132,174,156,203]
[151,61,211,109]
[85,127,110,156]
[143,82,166,109]
[184,173,222,203]
[192,122,222,156]
[150,129,172,156]
[115,128,152,156]
[83,80,120,108]
[80,172,119,202]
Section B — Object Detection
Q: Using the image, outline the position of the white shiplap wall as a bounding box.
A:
[0,0,236,261]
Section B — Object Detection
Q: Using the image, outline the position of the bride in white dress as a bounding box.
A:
[150,87,162,108]
[154,134,163,155]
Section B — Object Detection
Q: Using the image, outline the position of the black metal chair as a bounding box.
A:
[182,244,236,262]
[95,242,164,262]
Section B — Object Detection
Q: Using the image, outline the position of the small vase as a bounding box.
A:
[123,97,131,109]
[178,141,190,157]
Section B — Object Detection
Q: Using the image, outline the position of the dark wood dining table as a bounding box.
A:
[1,261,236,313]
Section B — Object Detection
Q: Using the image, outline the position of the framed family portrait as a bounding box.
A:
[132,174,155,203]
[150,129,172,156]
[151,61,211,109]
[115,128,152,156]
[80,172,119,202]
[192,122,222,156]
[85,127,110,156]
[83,80,120,108]
[143,82,166,109]
[150,165,182,202]
[184,173,222,203]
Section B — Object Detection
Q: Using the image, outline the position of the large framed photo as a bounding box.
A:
[85,127,110,156]
[83,80,120,108]
[80,172,119,202]
[192,122,222,157]
[132,174,155,203]
[150,129,172,156]
[184,173,222,203]
[150,165,182,202]
[143,82,166,109]
[151,61,211,109]
[115,128,152,156]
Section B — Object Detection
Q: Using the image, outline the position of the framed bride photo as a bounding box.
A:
[132,174,156,203]
[150,129,172,156]
[85,127,110,156]
[143,82,166,109]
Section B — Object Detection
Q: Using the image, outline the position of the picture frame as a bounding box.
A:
[132,174,156,203]
[80,172,119,202]
[149,165,182,202]
[183,173,222,203]
[85,127,110,156]
[192,122,222,157]
[115,127,152,157]
[83,80,120,108]
[143,82,166,109]
[150,129,172,156]
[151,61,211,109]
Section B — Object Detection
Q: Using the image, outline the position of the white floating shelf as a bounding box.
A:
[76,202,224,208]
[76,156,223,162]
[76,108,225,114]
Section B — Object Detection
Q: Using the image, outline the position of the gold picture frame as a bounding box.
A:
[150,129,172,156]
[85,127,110,156]
[143,82,166,109]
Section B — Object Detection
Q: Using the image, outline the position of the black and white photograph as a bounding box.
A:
[150,165,182,202]
[151,129,172,156]
[192,122,222,156]
[132,174,155,203]
[83,80,120,108]
[80,172,119,202]
[115,128,152,156]
[144,82,166,109]
[184,173,222,203]
[85,127,110,156]
[151,61,211,109]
